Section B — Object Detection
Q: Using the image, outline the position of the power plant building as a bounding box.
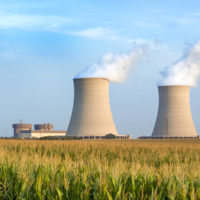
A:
[151,85,198,138]
[13,123,66,139]
[67,78,130,139]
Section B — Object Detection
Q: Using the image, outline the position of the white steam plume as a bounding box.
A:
[159,42,200,86]
[74,45,147,82]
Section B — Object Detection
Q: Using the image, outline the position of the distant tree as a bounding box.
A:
[38,136,81,140]
[105,133,116,139]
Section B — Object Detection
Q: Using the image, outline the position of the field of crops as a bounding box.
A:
[0,139,200,199]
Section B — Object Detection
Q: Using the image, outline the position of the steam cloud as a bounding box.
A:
[159,42,200,86]
[74,45,147,82]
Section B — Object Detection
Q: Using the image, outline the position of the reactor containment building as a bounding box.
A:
[151,85,198,138]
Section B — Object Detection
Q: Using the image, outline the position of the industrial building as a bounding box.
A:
[151,86,198,138]
[13,123,66,139]
[67,78,129,138]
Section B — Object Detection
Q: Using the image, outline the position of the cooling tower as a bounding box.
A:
[152,86,197,137]
[67,78,118,137]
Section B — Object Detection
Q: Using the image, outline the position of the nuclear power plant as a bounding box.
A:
[67,78,129,139]
[11,79,199,140]
[151,86,198,138]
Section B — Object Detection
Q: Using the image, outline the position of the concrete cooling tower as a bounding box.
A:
[152,86,197,138]
[67,78,118,137]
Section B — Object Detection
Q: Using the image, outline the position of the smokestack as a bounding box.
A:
[67,78,118,137]
[152,86,197,138]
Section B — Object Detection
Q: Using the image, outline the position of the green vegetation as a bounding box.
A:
[104,133,116,139]
[38,136,79,140]
[0,139,200,199]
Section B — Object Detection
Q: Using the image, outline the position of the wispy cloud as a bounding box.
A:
[67,27,163,50]
[0,14,73,30]
[66,27,139,43]
[0,12,163,47]
[67,27,120,40]
[0,14,121,42]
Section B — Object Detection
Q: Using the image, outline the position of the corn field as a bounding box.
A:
[0,139,200,199]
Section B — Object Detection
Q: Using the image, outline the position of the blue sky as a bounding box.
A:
[1,0,200,137]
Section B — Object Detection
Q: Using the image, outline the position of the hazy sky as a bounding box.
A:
[1,0,200,137]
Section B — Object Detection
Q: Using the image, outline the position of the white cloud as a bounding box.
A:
[68,27,119,40]
[67,27,144,43]
[0,14,122,42]
[0,13,163,47]
[0,14,73,30]
[67,27,164,49]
